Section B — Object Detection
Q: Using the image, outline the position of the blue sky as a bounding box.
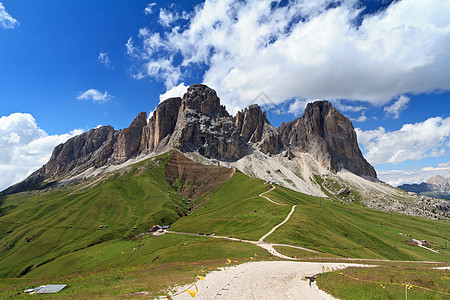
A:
[1,0,450,190]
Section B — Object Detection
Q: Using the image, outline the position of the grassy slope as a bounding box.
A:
[170,172,291,240]
[264,186,450,262]
[172,174,449,262]
[0,153,187,278]
[0,153,449,298]
[0,234,269,299]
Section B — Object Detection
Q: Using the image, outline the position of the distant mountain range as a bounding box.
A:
[399,175,450,200]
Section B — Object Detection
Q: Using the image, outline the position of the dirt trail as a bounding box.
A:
[258,205,297,243]
[258,185,286,206]
[169,184,317,260]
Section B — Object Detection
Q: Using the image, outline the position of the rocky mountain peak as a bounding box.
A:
[181,84,229,117]
[140,97,182,153]
[426,175,450,190]
[278,100,377,178]
[114,112,147,160]
[1,85,377,196]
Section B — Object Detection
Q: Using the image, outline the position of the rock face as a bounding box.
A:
[168,84,248,159]
[1,84,377,195]
[140,97,182,153]
[278,101,377,178]
[115,112,147,159]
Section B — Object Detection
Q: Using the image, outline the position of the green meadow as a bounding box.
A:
[0,152,449,298]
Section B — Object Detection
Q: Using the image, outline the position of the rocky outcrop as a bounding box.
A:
[1,85,377,196]
[140,97,181,153]
[115,112,147,159]
[167,84,248,160]
[278,101,377,178]
[235,104,282,154]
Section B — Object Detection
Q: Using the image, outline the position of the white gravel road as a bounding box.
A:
[169,261,365,300]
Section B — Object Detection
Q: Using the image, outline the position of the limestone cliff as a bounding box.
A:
[278,101,376,178]
[1,85,377,196]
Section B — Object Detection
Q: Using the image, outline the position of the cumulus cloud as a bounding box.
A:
[159,82,188,102]
[384,95,410,119]
[0,113,82,191]
[98,51,113,69]
[77,89,112,103]
[159,8,176,27]
[127,0,450,112]
[356,117,450,165]
[144,3,156,15]
[0,2,18,29]
[126,37,135,56]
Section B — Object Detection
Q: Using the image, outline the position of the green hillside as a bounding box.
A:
[0,153,187,278]
[172,175,450,262]
[0,152,449,298]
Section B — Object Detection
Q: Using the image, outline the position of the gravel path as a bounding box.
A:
[170,261,363,299]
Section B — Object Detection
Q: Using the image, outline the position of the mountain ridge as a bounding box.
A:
[399,175,450,201]
[1,84,375,196]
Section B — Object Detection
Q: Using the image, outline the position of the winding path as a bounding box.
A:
[258,204,297,243]
[169,184,318,260]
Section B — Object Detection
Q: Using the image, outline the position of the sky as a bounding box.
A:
[1,0,450,191]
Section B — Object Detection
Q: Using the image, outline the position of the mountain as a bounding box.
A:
[1,84,375,195]
[1,84,448,220]
[399,175,450,201]
[0,85,449,288]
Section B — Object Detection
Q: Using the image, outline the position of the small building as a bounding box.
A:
[150,225,162,233]
[162,225,170,230]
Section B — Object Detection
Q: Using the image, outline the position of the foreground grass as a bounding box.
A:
[0,234,272,299]
[318,266,450,299]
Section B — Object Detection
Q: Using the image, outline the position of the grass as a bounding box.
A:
[0,153,187,278]
[170,172,291,240]
[318,266,450,299]
[263,185,450,262]
[0,151,450,298]
[0,234,270,299]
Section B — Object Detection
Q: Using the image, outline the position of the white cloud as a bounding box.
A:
[0,113,82,191]
[159,82,188,102]
[356,117,450,165]
[288,99,312,115]
[384,95,410,119]
[159,8,176,27]
[126,37,135,56]
[144,3,156,15]
[97,51,113,69]
[354,112,368,123]
[0,2,18,29]
[77,89,112,103]
[128,0,450,111]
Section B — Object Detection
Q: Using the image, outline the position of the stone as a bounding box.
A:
[277,101,377,178]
